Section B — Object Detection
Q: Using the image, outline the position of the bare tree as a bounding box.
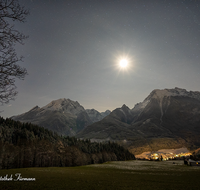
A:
[0,0,29,104]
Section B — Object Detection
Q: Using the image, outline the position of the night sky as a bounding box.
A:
[1,0,200,118]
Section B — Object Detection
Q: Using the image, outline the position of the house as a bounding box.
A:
[188,159,200,166]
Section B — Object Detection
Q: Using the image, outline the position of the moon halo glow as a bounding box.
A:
[113,53,133,73]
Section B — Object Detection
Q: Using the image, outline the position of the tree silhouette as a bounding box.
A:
[0,0,29,104]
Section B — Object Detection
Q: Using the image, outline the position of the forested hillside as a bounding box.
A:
[0,117,135,169]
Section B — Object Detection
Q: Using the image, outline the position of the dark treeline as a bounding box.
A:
[0,117,135,169]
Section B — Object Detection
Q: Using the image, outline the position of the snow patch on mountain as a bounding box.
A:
[151,87,200,100]
[150,87,200,122]
[132,87,200,113]
[41,98,85,115]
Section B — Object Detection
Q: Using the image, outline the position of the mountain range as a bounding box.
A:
[76,87,200,154]
[11,87,200,155]
[11,98,111,136]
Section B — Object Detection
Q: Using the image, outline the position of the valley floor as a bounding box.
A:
[0,160,199,190]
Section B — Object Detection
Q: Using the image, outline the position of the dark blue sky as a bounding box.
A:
[1,0,200,117]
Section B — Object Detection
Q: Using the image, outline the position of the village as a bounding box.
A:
[144,152,192,161]
[135,147,192,161]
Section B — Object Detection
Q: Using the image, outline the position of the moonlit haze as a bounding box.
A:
[1,0,200,118]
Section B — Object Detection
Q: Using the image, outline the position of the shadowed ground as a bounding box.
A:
[0,160,199,190]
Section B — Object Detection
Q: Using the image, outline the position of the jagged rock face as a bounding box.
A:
[100,110,111,118]
[11,98,110,136]
[131,88,200,137]
[76,104,139,141]
[108,104,133,124]
[77,88,200,154]
[85,109,110,123]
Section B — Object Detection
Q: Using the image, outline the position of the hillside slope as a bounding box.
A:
[0,117,135,169]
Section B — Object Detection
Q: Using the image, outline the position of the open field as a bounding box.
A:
[0,160,199,190]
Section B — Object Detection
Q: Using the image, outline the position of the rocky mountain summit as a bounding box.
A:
[11,98,110,136]
[77,87,200,154]
[86,109,111,123]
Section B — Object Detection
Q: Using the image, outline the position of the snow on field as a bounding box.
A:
[88,160,200,172]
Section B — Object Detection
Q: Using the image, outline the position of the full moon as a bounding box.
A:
[119,59,128,68]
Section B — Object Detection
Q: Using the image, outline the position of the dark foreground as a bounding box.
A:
[0,160,199,190]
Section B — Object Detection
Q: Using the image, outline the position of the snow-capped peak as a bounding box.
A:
[150,87,200,100]
[132,87,200,111]
[41,98,85,115]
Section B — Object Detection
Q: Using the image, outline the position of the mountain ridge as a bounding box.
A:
[11,98,111,136]
[77,87,200,154]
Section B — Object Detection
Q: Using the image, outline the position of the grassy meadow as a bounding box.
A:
[0,160,199,190]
